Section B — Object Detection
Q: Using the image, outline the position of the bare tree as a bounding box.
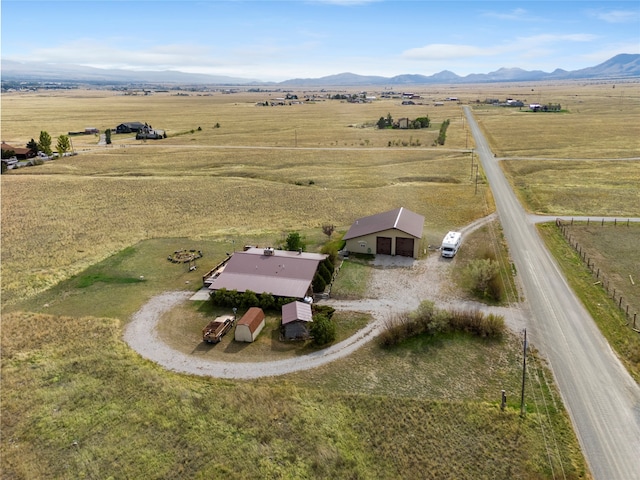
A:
[322,224,335,239]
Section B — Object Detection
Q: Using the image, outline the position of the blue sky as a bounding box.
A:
[2,1,639,81]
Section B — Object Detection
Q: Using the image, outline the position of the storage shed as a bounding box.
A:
[235,307,265,343]
[282,301,313,340]
[343,207,424,258]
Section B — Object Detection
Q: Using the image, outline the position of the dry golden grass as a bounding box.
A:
[470,82,640,158]
[1,88,465,148]
[2,80,638,307]
[2,89,489,305]
[501,159,640,216]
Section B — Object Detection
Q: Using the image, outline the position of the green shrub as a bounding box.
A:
[312,274,326,293]
[312,304,335,319]
[465,258,500,298]
[241,290,259,309]
[285,232,306,252]
[318,263,332,284]
[321,241,343,264]
[258,293,276,311]
[310,314,336,346]
[379,304,504,347]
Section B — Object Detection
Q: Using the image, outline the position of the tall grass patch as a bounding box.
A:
[378,301,505,347]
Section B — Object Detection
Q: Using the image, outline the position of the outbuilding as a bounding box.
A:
[235,307,266,343]
[343,207,424,258]
[282,301,313,340]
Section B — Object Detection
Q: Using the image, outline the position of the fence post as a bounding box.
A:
[619,296,622,309]
[587,218,590,226]
[602,218,604,226]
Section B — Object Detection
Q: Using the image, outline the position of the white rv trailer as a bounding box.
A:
[441,231,462,258]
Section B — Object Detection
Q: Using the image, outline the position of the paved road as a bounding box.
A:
[464,106,640,480]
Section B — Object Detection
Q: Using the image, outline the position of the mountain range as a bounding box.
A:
[2,54,639,86]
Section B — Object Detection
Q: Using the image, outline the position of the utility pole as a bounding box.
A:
[520,328,527,416]
[470,149,474,180]
[474,164,479,195]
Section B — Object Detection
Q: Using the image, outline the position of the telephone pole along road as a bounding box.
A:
[463,106,640,480]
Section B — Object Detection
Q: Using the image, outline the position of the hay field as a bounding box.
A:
[469,81,640,159]
[2,90,488,305]
[1,88,467,148]
[466,81,640,216]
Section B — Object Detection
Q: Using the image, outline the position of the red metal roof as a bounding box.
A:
[343,207,424,240]
[209,248,327,299]
[237,307,265,333]
[282,301,313,325]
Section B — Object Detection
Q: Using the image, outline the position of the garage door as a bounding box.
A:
[396,237,415,257]
[376,237,392,255]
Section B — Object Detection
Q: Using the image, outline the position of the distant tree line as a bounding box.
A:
[377,113,430,129]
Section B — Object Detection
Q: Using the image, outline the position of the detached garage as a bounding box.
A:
[343,207,424,258]
[235,307,265,343]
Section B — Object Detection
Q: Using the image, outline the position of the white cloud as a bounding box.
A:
[22,40,225,70]
[580,42,640,62]
[482,8,530,21]
[589,9,639,23]
[402,44,491,60]
[402,33,598,61]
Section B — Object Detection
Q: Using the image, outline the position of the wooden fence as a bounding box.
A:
[555,218,638,332]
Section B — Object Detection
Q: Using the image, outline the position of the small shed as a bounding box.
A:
[235,307,266,343]
[282,301,313,340]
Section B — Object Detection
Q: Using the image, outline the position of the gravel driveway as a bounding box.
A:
[124,214,527,379]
